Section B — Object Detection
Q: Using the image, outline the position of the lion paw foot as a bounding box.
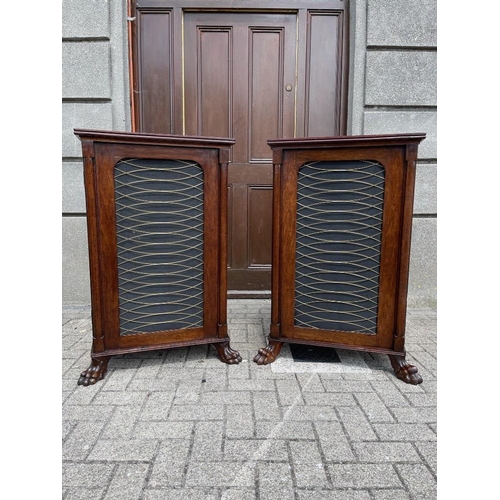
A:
[214,342,242,364]
[389,355,423,385]
[77,357,110,386]
[253,342,283,365]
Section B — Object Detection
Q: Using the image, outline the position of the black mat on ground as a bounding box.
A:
[289,343,341,363]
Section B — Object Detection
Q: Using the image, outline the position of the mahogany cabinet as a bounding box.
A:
[74,129,241,385]
[254,134,426,384]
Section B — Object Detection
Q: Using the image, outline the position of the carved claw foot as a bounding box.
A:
[253,340,284,365]
[213,341,242,364]
[77,357,110,386]
[388,355,423,385]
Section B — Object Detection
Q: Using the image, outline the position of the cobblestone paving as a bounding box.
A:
[62,300,437,500]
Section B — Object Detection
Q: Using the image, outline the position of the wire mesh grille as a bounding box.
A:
[294,160,385,334]
[114,158,204,335]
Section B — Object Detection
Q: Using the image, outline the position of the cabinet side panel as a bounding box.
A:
[82,151,105,353]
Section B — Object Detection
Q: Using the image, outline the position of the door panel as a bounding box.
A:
[249,29,283,161]
[185,27,232,139]
[184,12,297,292]
[306,12,343,136]
[248,186,273,266]
[134,9,173,134]
[227,163,273,290]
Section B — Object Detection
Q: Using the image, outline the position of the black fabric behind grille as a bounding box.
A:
[294,160,385,334]
[114,158,204,335]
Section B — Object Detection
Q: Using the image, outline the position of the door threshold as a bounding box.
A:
[228,290,271,299]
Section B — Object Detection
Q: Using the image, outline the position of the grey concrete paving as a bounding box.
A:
[62,300,437,499]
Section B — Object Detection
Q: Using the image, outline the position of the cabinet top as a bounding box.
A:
[267,133,426,150]
[74,129,236,149]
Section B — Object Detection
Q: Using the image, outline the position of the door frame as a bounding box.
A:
[128,0,350,138]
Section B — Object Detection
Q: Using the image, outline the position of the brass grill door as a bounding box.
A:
[295,160,385,334]
[114,158,205,335]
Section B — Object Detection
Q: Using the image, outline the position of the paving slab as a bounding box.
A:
[62,299,437,499]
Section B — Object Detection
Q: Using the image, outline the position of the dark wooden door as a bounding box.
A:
[130,1,349,296]
[184,12,296,293]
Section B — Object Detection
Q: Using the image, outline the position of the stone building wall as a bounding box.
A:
[349,0,437,307]
[62,0,130,304]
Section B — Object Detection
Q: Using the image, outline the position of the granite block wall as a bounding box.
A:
[350,0,437,307]
[62,0,130,305]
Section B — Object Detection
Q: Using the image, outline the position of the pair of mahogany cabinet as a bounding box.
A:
[74,129,425,386]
